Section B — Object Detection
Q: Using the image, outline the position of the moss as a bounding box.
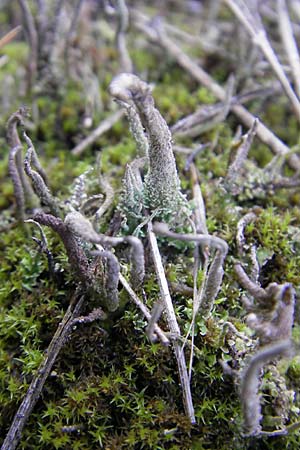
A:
[287,355,300,383]
[248,143,274,168]
[0,41,29,77]
[261,99,299,146]
[154,78,200,123]
[130,46,159,74]
[196,87,217,105]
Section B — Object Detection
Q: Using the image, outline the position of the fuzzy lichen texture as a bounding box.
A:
[109,73,182,216]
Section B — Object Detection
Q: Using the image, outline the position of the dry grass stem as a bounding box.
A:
[115,0,133,73]
[132,14,296,165]
[18,0,38,89]
[71,110,124,155]
[1,292,85,450]
[147,221,196,424]
[224,0,300,122]
[277,0,300,99]
[0,26,22,50]
[119,273,170,346]
[190,163,207,234]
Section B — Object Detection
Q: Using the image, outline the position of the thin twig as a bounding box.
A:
[71,110,124,156]
[190,163,207,234]
[147,221,196,424]
[0,26,22,50]
[115,0,133,72]
[64,0,84,71]
[185,163,208,379]
[172,74,235,137]
[25,219,56,277]
[131,8,230,59]
[18,0,38,90]
[224,0,300,122]
[277,0,300,99]
[1,291,85,450]
[132,13,299,168]
[119,272,169,346]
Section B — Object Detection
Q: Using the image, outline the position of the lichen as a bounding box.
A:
[1,1,300,449]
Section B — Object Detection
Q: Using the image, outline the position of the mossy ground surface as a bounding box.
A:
[1,2,300,449]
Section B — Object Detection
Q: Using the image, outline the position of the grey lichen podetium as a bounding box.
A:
[6,108,38,221]
[108,73,186,219]
[240,339,293,437]
[23,131,61,217]
[64,211,145,287]
[235,262,295,346]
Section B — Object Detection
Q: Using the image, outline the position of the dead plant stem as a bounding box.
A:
[147,221,195,424]
[1,292,85,450]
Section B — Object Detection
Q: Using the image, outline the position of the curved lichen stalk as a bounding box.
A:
[6,108,37,221]
[240,340,292,436]
[64,211,145,287]
[23,131,61,217]
[109,73,185,217]
[153,221,228,317]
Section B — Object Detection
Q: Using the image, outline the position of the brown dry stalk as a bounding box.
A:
[0,26,22,49]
